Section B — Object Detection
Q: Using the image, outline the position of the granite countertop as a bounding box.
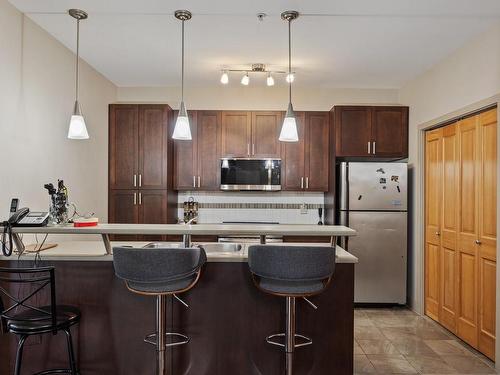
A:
[1,241,358,264]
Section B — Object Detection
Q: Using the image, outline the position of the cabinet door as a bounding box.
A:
[425,128,443,321]
[440,123,459,332]
[281,112,306,191]
[109,190,139,240]
[109,105,139,189]
[251,111,282,158]
[139,190,167,241]
[372,107,409,157]
[174,111,198,190]
[305,112,329,191]
[477,109,497,360]
[334,106,372,157]
[197,111,220,190]
[221,111,251,157]
[457,116,479,347]
[138,105,169,189]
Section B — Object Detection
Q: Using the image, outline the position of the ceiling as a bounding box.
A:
[8,0,500,88]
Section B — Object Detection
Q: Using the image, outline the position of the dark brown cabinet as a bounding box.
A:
[174,111,220,191]
[282,112,330,191]
[109,104,177,234]
[221,111,282,158]
[334,105,408,158]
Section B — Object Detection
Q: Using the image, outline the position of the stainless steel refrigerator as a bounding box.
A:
[337,162,407,304]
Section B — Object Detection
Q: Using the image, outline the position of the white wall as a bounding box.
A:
[117,86,399,110]
[0,0,117,232]
[398,21,500,313]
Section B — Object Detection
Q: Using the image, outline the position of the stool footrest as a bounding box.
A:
[33,369,74,375]
[266,333,313,349]
[144,332,190,348]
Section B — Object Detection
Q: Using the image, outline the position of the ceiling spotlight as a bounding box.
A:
[286,73,295,83]
[220,71,229,84]
[241,72,250,86]
[266,73,275,86]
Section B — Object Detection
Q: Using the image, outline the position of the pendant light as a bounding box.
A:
[279,11,299,142]
[67,9,89,140]
[172,10,192,140]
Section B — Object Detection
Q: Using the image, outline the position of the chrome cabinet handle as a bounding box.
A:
[133,192,137,205]
[252,143,255,155]
[138,192,142,205]
[133,174,137,187]
[198,176,201,188]
[301,177,304,189]
[247,143,250,156]
[475,239,482,245]
[306,177,309,189]
[193,176,196,188]
[367,142,371,154]
[139,174,142,187]
[373,141,376,154]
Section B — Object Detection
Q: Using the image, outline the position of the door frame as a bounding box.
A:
[416,94,500,363]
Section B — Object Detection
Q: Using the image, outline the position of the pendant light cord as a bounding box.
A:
[76,19,80,102]
[288,19,292,104]
[181,19,185,102]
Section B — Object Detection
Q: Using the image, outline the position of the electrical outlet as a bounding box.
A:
[300,203,308,214]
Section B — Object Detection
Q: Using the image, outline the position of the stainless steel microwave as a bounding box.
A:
[220,158,281,191]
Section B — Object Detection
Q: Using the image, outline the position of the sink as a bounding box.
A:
[198,243,242,253]
[142,242,242,253]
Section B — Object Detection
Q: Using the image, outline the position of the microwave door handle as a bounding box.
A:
[268,165,272,186]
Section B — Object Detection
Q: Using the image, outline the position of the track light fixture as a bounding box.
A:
[219,64,294,86]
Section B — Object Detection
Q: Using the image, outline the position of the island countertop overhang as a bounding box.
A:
[6,223,356,236]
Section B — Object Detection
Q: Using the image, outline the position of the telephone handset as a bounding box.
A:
[2,207,49,256]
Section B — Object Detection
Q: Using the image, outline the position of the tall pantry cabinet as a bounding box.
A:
[425,107,497,360]
[108,104,178,240]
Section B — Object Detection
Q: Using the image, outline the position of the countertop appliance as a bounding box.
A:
[336,162,407,304]
[220,158,281,191]
[219,221,283,243]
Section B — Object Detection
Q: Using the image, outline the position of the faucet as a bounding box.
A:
[186,216,198,225]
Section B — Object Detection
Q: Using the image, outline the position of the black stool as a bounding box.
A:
[248,245,336,375]
[0,266,80,375]
[113,246,206,375]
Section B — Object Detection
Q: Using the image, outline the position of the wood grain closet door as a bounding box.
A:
[425,128,443,321]
[440,123,459,332]
[457,116,479,347]
[477,108,497,360]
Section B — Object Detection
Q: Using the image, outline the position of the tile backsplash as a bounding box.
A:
[177,191,325,224]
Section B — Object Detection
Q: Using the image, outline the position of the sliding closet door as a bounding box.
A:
[425,128,443,320]
[477,108,497,360]
[440,123,459,332]
[457,116,479,348]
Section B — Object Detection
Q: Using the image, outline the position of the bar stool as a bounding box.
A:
[248,245,336,375]
[0,266,80,375]
[113,246,206,375]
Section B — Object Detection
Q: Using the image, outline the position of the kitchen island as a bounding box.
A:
[0,224,356,375]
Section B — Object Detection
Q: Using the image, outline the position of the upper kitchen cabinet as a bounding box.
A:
[109,105,139,189]
[251,111,282,158]
[333,105,408,159]
[221,111,282,158]
[109,104,171,190]
[173,110,220,191]
[221,111,251,157]
[282,111,330,191]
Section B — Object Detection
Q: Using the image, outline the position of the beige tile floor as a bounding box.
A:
[354,307,498,374]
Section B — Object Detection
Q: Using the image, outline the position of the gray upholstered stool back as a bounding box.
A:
[113,247,207,295]
[248,245,336,297]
